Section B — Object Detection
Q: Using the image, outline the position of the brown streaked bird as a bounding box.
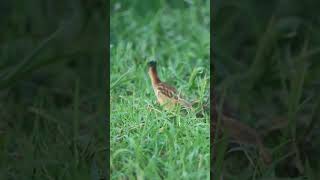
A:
[211,92,272,164]
[147,60,192,110]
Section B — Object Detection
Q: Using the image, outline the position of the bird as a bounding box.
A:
[147,60,192,110]
[211,92,272,164]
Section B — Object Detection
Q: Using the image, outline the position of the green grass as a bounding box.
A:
[0,0,107,179]
[214,0,320,179]
[110,0,210,179]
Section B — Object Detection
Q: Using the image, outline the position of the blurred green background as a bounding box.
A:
[214,0,320,179]
[111,0,210,179]
[0,0,106,179]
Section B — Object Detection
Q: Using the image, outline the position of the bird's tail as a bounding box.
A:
[179,98,193,109]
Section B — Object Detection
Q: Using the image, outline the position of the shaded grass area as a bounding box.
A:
[110,0,210,179]
[0,0,107,179]
[214,0,320,179]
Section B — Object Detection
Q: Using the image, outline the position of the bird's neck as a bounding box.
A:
[148,67,161,85]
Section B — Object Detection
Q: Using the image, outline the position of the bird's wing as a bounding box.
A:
[157,82,179,100]
[157,82,192,108]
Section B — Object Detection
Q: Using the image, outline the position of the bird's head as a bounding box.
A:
[147,60,157,68]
